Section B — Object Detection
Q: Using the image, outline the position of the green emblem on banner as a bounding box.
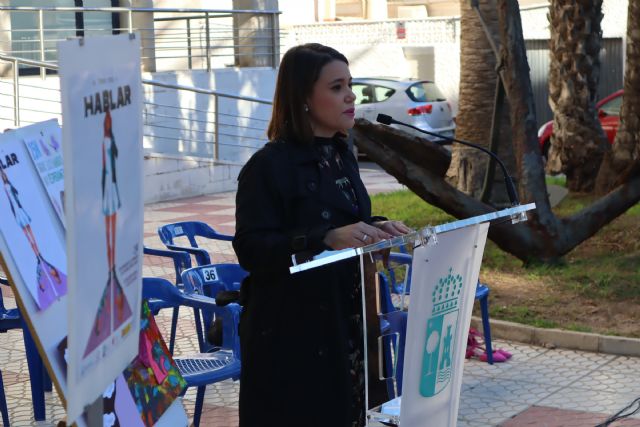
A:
[419,267,463,397]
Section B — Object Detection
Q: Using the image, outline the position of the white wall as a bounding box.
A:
[288,0,629,117]
[279,0,316,26]
[0,66,277,203]
[142,67,276,161]
[290,18,462,114]
[143,152,243,204]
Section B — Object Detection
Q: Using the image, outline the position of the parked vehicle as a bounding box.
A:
[538,90,623,158]
[352,77,456,142]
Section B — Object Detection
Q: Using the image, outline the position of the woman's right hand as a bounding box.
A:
[323,221,392,250]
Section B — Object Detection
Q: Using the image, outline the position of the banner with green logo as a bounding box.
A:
[400,223,488,426]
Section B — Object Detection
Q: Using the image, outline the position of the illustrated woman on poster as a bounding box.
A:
[85,109,132,356]
[0,166,67,309]
[102,109,122,290]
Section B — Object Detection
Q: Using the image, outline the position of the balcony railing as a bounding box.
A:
[0,54,272,162]
[0,6,282,75]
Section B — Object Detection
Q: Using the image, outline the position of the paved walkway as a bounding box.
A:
[1,162,639,426]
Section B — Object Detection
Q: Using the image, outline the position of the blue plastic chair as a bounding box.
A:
[380,252,495,364]
[0,284,16,427]
[383,252,413,295]
[377,273,404,400]
[157,221,233,266]
[0,277,47,424]
[475,282,494,364]
[143,246,192,354]
[181,264,247,296]
[379,309,407,399]
[181,264,248,352]
[0,369,7,427]
[142,277,241,427]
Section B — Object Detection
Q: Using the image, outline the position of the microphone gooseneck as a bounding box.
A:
[375,113,520,206]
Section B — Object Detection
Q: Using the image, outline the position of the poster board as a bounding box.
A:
[59,34,144,423]
[1,116,188,425]
[399,223,489,427]
[19,119,66,226]
[0,127,69,402]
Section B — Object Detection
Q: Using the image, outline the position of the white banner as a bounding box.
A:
[60,34,143,423]
[400,223,489,427]
[0,125,70,417]
[19,119,65,226]
[0,133,67,311]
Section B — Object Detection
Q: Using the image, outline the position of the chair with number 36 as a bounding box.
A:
[180,264,248,352]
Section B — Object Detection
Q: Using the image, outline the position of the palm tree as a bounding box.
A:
[547,0,608,192]
[353,0,640,264]
[451,0,514,205]
[595,0,640,194]
[450,0,495,197]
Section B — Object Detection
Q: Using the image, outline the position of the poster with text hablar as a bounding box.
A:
[59,34,143,424]
[0,133,67,311]
[18,119,66,227]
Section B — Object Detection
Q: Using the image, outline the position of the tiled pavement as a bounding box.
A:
[2,162,640,426]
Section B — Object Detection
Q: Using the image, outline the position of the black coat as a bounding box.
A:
[233,138,374,427]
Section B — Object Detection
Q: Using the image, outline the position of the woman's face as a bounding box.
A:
[306,60,356,138]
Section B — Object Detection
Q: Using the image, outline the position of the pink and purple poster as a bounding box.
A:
[0,134,67,311]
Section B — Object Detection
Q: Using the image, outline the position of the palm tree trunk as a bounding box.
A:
[449,0,514,200]
[595,0,640,194]
[547,0,608,193]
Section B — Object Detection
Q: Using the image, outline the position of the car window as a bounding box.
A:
[374,86,395,102]
[352,83,375,105]
[600,95,622,116]
[406,82,446,103]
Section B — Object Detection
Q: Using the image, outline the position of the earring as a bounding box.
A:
[304,104,309,112]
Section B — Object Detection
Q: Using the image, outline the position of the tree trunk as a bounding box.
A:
[547,0,608,193]
[354,117,640,264]
[451,0,515,205]
[447,0,515,206]
[352,0,640,265]
[595,0,640,194]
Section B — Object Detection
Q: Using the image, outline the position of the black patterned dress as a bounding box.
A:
[315,137,366,427]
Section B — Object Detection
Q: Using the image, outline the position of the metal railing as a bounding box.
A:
[0,54,272,162]
[142,79,272,161]
[0,6,281,75]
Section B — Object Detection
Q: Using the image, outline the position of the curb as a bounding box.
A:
[470,316,640,358]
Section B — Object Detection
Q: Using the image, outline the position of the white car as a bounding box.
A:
[352,77,456,142]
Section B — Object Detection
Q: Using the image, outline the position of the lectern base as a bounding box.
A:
[367,396,401,426]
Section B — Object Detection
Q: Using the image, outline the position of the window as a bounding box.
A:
[81,0,121,37]
[353,84,375,105]
[9,0,119,75]
[599,95,622,116]
[374,86,395,102]
[406,82,446,103]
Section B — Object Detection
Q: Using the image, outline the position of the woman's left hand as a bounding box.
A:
[373,220,412,237]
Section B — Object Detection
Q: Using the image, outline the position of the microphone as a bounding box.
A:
[376,113,520,206]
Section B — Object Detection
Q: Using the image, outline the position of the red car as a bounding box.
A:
[537,90,623,157]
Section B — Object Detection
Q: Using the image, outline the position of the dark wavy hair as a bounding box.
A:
[267,43,348,145]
